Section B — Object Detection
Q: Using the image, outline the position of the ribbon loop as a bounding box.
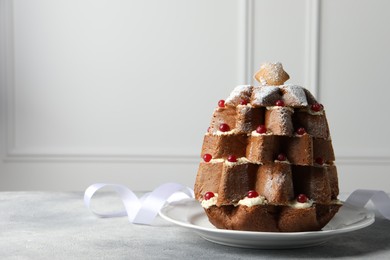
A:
[84,182,194,225]
[133,182,194,224]
[345,189,390,220]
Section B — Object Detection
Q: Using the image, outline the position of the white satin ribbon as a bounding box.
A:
[85,184,390,224]
[344,189,390,219]
[84,182,194,225]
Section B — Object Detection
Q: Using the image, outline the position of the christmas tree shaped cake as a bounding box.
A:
[194,62,341,232]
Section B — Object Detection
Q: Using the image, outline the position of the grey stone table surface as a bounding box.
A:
[1,191,390,260]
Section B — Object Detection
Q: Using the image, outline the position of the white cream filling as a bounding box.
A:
[275,159,290,164]
[315,162,330,167]
[224,157,250,166]
[266,106,294,112]
[237,103,252,108]
[225,85,252,105]
[332,199,343,205]
[237,196,267,207]
[209,158,224,163]
[303,107,324,116]
[201,193,218,209]
[250,130,273,136]
[215,129,237,136]
[289,199,314,209]
[207,158,250,165]
[293,133,307,137]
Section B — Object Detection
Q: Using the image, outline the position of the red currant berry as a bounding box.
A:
[227,155,237,162]
[311,103,322,112]
[203,154,212,162]
[277,153,286,161]
[240,99,248,105]
[275,100,285,106]
[296,127,306,135]
[247,190,259,198]
[315,157,324,165]
[297,194,308,203]
[219,123,230,132]
[218,100,225,108]
[204,191,215,201]
[256,125,267,134]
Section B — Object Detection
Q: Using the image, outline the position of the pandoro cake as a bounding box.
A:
[194,62,341,232]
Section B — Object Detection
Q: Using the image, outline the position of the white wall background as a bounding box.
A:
[1,0,389,192]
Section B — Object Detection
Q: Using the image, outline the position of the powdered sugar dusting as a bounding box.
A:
[281,85,308,106]
[255,62,290,86]
[259,77,267,86]
[225,85,253,106]
[261,62,284,83]
[251,86,281,106]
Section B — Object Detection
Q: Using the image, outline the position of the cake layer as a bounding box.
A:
[293,110,330,139]
[284,134,313,165]
[292,165,334,204]
[205,203,341,232]
[255,162,294,204]
[195,161,339,206]
[246,134,281,163]
[208,100,330,139]
[194,161,223,199]
[209,105,264,134]
[264,107,294,136]
[201,133,248,159]
[313,138,335,163]
[245,134,329,166]
[219,163,258,204]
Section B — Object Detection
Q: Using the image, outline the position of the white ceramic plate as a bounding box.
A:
[159,198,375,249]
